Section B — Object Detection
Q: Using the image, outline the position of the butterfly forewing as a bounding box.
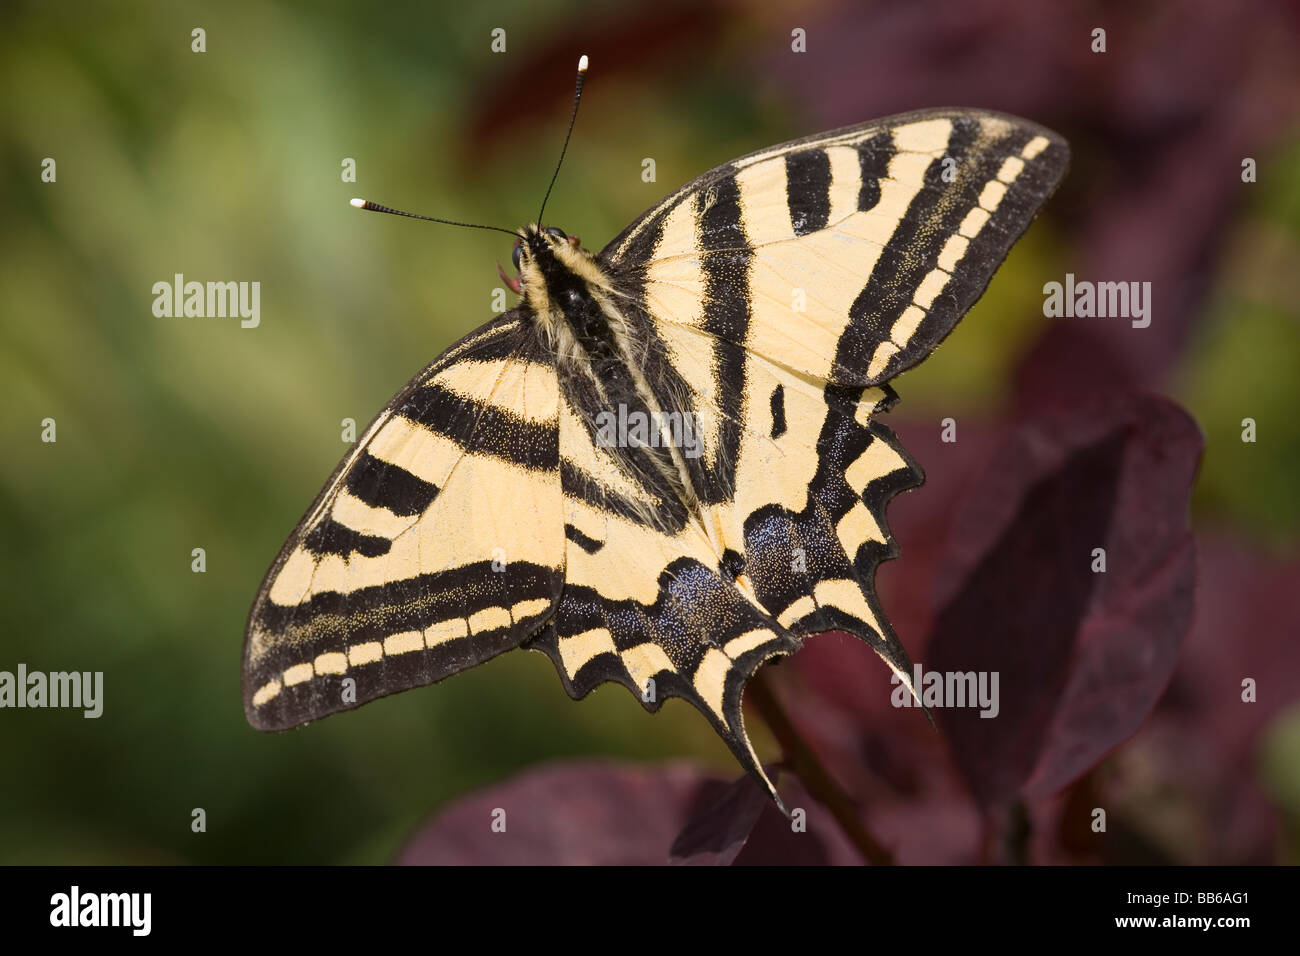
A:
[243,314,564,730]
[607,108,1069,386]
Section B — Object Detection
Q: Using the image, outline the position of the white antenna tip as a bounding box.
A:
[349,197,366,208]
[578,54,588,72]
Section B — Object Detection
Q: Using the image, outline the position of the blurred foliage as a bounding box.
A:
[1175,133,1300,546]
[1,0,761,866]
[0,0,1296,864]
[1260,705,1300,865]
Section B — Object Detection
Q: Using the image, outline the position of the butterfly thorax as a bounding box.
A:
[516,226,621,359]
[516,224,703,521]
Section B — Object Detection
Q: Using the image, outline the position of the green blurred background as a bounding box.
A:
[2,0,1297,863]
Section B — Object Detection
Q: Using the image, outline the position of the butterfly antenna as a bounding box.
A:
[537,54,589,227]
[349,199,519,237]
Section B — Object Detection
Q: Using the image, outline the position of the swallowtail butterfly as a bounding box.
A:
[243,56,1069,804]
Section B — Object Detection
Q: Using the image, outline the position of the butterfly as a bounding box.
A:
[242,56,1069,805]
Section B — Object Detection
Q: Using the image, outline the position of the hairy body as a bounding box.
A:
[518,224,714,530]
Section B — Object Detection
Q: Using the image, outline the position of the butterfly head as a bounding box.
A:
[505,223,594,304]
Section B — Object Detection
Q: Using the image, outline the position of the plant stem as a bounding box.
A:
[748,669,894,866]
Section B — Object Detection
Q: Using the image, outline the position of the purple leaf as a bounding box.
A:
[780,639,986,863]
[927,391,1202,807]
[669,771,771,865]
[730,788,859,865]
[396,760,721,865]
[1011,323,1133,417]
[1105,535,1300,863]
[396,759,861,865]
[666,769,861,864]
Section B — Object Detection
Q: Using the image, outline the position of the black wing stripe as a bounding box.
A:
[838,119,1066,385]
[302,518,392,559]
[834,118,983,376]
[427,313,546,372]
[564,523,604,554]
[252,558,556,654]
[696,175,750,341]
[856,132,894,211]
[769,383,787,439]
[785,147,832,236]
[400,383,558,470]
[253,574,558,729]
[344,451,439,517]
[693,174,750,499]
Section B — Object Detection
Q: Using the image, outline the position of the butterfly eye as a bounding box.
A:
[543,226,567,241]
[511,241,524,271]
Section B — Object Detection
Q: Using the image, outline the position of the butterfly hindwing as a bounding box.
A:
[243,313,564,730]
[527,389,798,797]
[529,326,925,800]
[695,347,923,675]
